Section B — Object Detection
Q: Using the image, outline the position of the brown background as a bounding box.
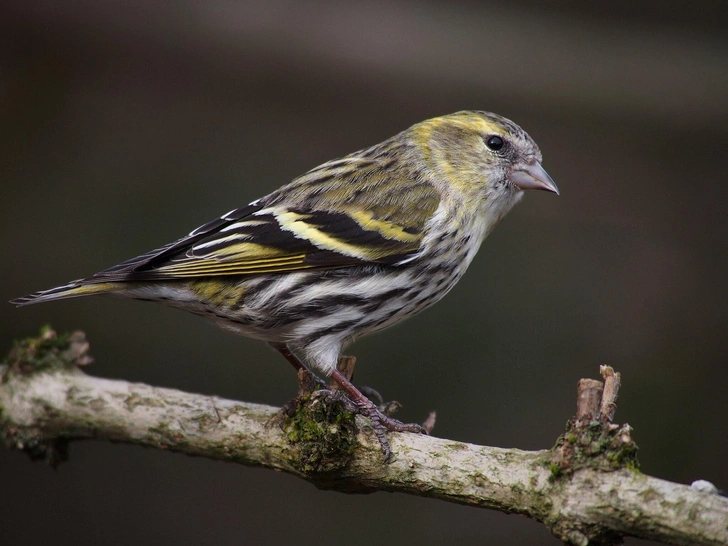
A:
[2,2,727,545]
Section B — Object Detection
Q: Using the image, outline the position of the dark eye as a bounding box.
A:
[485,135,505,151]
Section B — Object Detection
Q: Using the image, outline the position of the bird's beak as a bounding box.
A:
[509,162,559,195]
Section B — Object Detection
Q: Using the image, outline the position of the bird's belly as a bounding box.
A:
[355,268,463,337]
[124,257,468,346]
[279,259,468,344]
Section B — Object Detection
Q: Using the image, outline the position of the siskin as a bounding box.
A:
[12,111,558,458]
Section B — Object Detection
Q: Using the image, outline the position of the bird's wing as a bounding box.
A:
[85,159,441,282]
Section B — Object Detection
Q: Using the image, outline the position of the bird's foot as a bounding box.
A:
[358,387,413,420]
[329,369,430,461]
[273,345,434,461]
[317,387,425,462]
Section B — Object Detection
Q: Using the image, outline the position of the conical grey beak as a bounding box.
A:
[509,162,559,195]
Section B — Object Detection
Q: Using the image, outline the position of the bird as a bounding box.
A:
[11,110,558,459]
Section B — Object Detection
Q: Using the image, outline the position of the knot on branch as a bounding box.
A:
[0,327,91,467]
[2,326,93,379]
[549,366,638,480]
[279,369,358,476]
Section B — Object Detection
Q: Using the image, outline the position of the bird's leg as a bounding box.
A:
[328,358,399,418]
[269,342,330,421]
[329,368,426,461]
[269,341,306,372]
[269,342,327,391]
[270,342,426,460]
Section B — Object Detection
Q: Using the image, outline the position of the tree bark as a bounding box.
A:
[2,329,726,545]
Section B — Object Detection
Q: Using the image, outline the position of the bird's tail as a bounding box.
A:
[10,280,124,307]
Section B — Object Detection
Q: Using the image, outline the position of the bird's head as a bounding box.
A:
[411,111,558,210]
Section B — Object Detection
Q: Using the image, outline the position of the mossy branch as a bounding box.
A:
[1,328,726,545]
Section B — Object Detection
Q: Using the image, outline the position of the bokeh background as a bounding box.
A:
[2,2,727,545]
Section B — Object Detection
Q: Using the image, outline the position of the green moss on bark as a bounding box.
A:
[3,326,93,377]
[282,391,357,474]
[548,417,640,481]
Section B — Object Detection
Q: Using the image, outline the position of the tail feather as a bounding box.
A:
[10,281,122,307]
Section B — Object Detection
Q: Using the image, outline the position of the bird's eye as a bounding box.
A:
[485,135,505,151]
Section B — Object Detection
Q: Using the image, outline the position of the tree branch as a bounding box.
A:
[1,328,726,545]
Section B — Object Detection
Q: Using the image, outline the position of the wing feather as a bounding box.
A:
[82,151,441,283]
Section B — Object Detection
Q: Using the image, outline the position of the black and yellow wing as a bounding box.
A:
[11,151,442,305]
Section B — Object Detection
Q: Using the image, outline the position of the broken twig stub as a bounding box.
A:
[550,366,638,480]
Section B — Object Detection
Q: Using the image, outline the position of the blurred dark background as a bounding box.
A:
[2,2,727,545]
